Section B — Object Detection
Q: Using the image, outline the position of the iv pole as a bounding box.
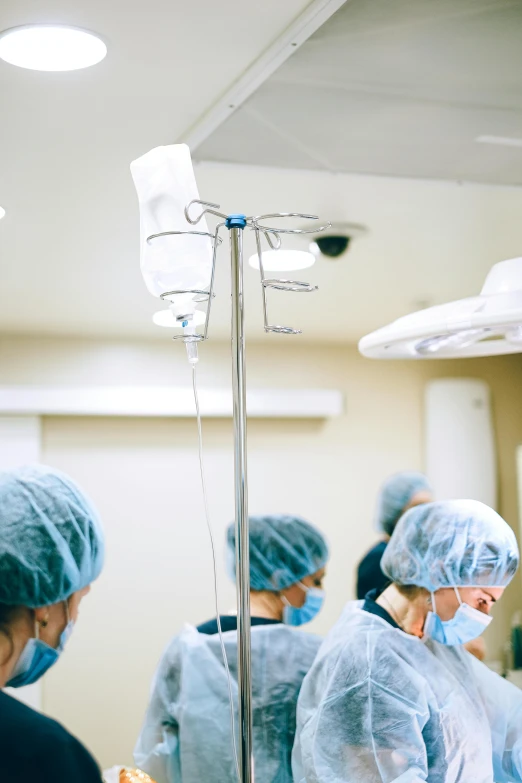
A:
[229,217,253,782]
[156,201,329,783]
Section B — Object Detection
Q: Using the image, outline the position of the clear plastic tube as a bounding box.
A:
[191,364,240,779]
[185,339,199,365]
[183,321,199,365]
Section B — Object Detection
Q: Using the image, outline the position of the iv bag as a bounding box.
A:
[130,144,213,301]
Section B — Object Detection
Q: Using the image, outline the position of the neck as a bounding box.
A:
[0,620,31,689]
[376,584,428,638]
[249,591,283,621]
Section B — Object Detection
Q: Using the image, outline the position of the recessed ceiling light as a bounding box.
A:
[0,25,106,72]
[476,135,522,148]
[0,207,5,220]
[248,249,315,272]
[152,309,206,328]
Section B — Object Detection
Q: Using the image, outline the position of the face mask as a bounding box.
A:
[424,588,492,646]
[282,582,325,627]
[7,603,74,688]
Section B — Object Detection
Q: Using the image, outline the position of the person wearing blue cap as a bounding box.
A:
[0,464,105,782]
[135,514,329,783]
[356,471,432,599]
[294,500,522,782]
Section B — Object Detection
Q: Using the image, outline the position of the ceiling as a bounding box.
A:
[197,0,522,186]
[1,0,522,344]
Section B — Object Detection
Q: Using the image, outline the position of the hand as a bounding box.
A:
[120,769,157,783]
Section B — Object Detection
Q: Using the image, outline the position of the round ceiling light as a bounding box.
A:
[0,25,107,72]
[152,309,206,329]
[248,249,315,272]
[0,207,5,220]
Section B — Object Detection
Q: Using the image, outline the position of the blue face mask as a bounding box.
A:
[424,588,492,646]
[282,582,325,627]
[7,604,74,688]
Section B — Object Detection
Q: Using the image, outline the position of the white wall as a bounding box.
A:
[1,334,522,767]
[0,416,42,711]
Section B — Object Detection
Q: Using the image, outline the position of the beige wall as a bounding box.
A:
[0,334,521,768]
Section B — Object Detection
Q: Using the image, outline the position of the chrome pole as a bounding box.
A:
[229,222,253,783]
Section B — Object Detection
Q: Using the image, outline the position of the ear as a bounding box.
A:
[33,606,51,628]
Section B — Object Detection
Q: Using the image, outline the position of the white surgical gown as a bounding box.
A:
[292,600,522,782]
[135,624,322,783]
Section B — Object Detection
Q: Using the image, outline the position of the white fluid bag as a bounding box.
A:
[130,144,213,303]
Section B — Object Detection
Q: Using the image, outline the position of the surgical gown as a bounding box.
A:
[135,624,322,783]
[293,600,522,783]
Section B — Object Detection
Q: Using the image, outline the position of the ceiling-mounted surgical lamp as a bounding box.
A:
[359,257,522,360]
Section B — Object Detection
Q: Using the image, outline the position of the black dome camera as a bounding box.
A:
[309,222,366,259]
[313,235,351,258]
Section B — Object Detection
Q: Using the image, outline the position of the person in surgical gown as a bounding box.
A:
[135,514,329,783]
[293,500,522,783]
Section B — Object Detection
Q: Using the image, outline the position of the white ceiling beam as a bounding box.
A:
[182,0,349,152]
[0,387,343,419]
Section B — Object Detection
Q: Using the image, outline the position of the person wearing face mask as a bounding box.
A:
[134,514,329,783]
[356,471,433,599]
[0,464,105,783]
[293,500,522,783]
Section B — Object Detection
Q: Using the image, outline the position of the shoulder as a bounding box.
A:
[317,603,421,670]
[312,612,430,705]
[196,617,220,635]
[0,691,101,780]
[252,624,322,655]
[361,541,387,564]
[0,690,66,738]
[44,729,101,781]
[197,615,243,635]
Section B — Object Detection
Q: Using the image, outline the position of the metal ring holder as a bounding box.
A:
[178,199,330,335]
[147,228,222,341]
[249,212,328,334]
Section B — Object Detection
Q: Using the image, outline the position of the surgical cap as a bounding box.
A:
[381,499,519,591]
[375,471,432,536]
[226,515,329,592]
[0,464,105,607]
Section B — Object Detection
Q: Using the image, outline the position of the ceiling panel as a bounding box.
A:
[197,0,522,185]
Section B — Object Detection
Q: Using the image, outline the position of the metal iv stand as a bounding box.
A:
[148,201,329,783]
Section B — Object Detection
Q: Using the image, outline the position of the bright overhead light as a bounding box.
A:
[0,207,5,220]
[152,309,206,329]
[476,135,522,148]
[0,25,107,72]
[248,249,315,272]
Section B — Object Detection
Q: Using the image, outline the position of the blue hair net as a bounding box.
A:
[381,499,519,591]
[0,464,105,607]
[375,471,432,536]
[226,515,329,592]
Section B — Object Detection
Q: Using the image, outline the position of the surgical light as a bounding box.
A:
[359,257,522,359]
[0,207,5,220]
